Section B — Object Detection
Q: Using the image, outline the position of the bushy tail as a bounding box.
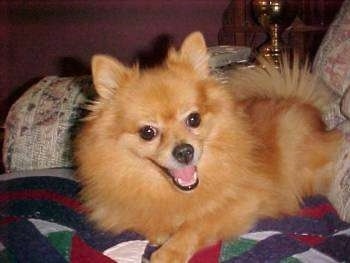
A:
[227,55,333,112]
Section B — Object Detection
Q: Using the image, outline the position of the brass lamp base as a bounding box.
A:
[252,0,297,68]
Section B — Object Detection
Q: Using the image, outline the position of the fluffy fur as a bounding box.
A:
[74,32,342,262]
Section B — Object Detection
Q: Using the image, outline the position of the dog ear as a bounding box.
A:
[91,55,138,99]
[179,31,209,78]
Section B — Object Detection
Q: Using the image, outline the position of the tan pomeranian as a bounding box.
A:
[74,32,342,262]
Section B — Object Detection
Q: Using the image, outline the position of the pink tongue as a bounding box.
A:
[170,166,197,186]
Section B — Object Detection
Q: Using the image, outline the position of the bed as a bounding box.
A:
[1,168,349,262]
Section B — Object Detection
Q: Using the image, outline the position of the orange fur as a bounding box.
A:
[74,32,342,262]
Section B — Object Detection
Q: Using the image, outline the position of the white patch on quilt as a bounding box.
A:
[240,231,281,241]
[29,218,73,235]
[292,248,338,263]
[0,242,5,251]
[103,240,149,263]
[333,227,350,236]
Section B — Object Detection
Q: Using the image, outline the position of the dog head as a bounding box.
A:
[88,32,228,191]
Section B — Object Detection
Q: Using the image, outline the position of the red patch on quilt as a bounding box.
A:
[189,241,222,263]
[299,203,337,219]
[71,235,115,263]
[0,190,85,212]
[0,216,18,225]
[290,233,326,247]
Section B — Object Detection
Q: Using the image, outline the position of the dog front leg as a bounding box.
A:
[150,208,257,263]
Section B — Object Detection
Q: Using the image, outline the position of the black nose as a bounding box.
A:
[172,143,194,164]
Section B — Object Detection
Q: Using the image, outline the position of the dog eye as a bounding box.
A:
[139,125,158,141]
[186,112,201,128]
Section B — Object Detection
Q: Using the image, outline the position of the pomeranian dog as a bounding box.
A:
[74,32,342,262]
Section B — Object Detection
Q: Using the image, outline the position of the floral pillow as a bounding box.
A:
[3,76,94,172]
[342,88,350,118]
[313,0,350,222]
[313,0,350,97]
[313,0,350,129]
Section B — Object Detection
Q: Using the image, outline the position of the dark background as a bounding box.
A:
[0,0,344,122]
[0,0,229,121]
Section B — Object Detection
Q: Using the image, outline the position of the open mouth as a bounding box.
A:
[151,160,199,191]
[168,165,199,191]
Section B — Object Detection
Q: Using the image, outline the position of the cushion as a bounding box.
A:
[313,0,350,222]
[341,87,350,119]
[313,0,350,129]
[329,122,350,222]
[313,0,350,97]
[2,76,94,172]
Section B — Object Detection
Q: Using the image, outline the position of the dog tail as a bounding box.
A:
[227,55,333,111]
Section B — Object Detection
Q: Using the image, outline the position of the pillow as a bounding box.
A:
[313,0,350,222]
[329,122,350,222]
[341,87,350,119]
[313,0,350,97]
[3,76,94,172]
[313,0,350,129]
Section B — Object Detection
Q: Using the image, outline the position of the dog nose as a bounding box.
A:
[172,143,194,164]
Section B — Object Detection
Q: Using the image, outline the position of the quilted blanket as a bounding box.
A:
[0,169,349,263]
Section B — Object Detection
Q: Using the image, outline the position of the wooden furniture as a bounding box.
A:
[219,0,344,61]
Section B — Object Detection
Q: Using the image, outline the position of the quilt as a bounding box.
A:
[0,169,349,263]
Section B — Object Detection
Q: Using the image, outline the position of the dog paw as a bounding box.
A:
[150,247,188,263]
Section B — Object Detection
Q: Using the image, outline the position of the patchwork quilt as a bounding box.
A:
[0,169,349,263]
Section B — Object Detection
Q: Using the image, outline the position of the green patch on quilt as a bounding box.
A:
[0,249,16,263]
[220,238,257,261]
[47,231,73,261]
[280,256,301,263]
